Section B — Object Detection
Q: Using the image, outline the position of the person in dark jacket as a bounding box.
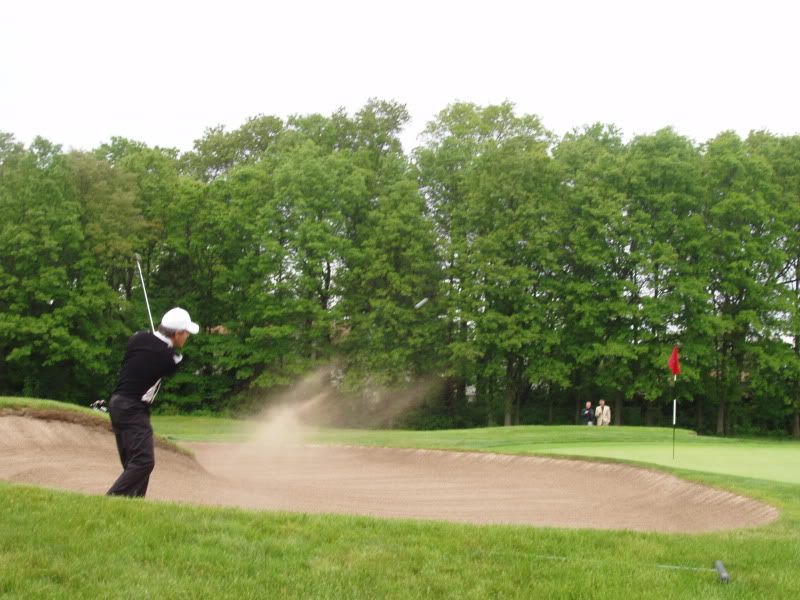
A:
[581,401,595,426]
[106,307,199,497]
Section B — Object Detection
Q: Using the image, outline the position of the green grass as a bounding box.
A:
[7,481,796,600]
[2,400,800,598]
[2,478,798,600]
[0,396,102,416]
[151,414,250,442]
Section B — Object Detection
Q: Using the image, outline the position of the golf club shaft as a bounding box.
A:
[135,256,155,333]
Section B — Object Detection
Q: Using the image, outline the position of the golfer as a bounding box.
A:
[106,307,199,497]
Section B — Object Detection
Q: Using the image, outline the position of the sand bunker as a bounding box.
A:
[0,415,779,532]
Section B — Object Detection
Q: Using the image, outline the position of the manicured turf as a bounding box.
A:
[6,480,797,600]
[151,414,250,442]
[2,400,800,598]
[0,396,101,416]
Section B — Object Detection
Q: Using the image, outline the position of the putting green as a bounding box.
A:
[502,442,800,484]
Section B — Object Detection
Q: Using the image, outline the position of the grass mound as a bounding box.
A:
[0,397,190,456]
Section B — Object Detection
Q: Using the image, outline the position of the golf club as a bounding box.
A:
[134,253,156,333]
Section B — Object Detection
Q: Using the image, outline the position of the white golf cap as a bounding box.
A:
[160,307,200,334]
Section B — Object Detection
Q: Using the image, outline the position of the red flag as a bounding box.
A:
[668,345,681,376]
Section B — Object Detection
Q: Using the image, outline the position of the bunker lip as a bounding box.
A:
[0,414,780,532]
[0,407,110,429]
[0,407,191,456]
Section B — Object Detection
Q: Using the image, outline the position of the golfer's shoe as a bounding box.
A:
[90,399,108,413]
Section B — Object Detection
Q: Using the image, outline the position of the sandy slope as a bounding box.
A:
[0,415,779,532]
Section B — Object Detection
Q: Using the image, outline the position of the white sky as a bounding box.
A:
[2,0,799,154]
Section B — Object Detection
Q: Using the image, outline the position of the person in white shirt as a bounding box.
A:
[595,398,611,426]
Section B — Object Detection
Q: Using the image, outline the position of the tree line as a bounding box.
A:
[1,100,799,436]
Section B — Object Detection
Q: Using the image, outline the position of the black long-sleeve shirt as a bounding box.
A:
[112,331,183,404]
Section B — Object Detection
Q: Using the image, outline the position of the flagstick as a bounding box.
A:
[672,374,677,460]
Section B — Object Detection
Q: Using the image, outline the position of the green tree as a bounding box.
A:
[622,129,705,424]
[0,136,127,401]
[700,132,785,434]
[746,132,800,436]
[182,115,284,182]
[552,124,632,422]
[417,103,563,425]
[338,171,443,383]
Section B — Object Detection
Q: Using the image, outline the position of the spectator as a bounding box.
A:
[581,401,595,426]
[595,398,611,426]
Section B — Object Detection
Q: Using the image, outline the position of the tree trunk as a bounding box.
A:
[793,410,800,439]
[124,267,134,301]
[725,405,732,437]
[515,382,528,425]
[695,396,703,433]
[613,396,623,425]
[480,376,495,427]
[547,395,554,425]
[644,402,655,426]
[443,376,462,417]
[455,377,466,417]
[504,356,514,426]
[716,399,726,435]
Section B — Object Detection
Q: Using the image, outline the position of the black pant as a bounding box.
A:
[106,394,155,497]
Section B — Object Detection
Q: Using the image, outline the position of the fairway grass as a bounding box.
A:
[151,414,251,442]
[2,477,799,600]
[0,396,102,416]
[2,401,800,598]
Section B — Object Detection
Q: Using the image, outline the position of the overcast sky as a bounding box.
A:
[2,0,799,154]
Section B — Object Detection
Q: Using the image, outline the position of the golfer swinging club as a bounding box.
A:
[106,307,199,497]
